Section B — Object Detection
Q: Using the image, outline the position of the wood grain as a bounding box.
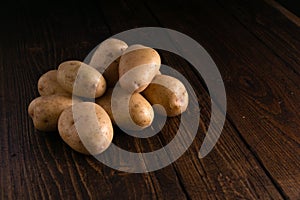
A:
[145,0,300,198]
[265,0,300,26]
[218,0,300,75]
[1,0,299,199]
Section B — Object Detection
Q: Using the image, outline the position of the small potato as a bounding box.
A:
[28,95,81,132]
[57,60,106,98]
[96,87,154,130]
[89,38,128,87]
[119,44,160,93]
[142,75,189,117]
[38,70,70,96]
[58,102,113,155]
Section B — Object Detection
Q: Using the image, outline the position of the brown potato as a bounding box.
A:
[142,75,189,117]
[95,88,114,122]
[119,45,160,93]
[96,87,154,130]
[38,70,70,96]
[89,38,128,87]
[99,58,120,88]
[58,102,113,155]
[57,60,106,98]
[28,95,81,132]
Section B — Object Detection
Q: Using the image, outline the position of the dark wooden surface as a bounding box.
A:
[1,0,300,199]
[275,0,300,17]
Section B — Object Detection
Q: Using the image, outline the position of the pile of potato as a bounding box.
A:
[28,38,189,155]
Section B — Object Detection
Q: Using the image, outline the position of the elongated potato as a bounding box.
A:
[28,95,81,132]
[89,38,128,87]
[142,75,189,117]
[38,70,70,96]
[58,102,113,155]
[96,87,154,130]
[119,44,160,93]
[57,60,106,98]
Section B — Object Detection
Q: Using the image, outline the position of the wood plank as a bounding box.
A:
[274,0,300,18]
[264,0,300,26]
[145,0,300,198]
[160,52,284,199]
[217,0,300,75]
[98,0,284,199]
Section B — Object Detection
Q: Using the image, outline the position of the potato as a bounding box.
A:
[119,44,160,93]
[142,75,189,117]
[28,95,81,132]
[89,38,128,87]
[96,87,154,130]
[57,60,106,98]
[38,70,70,96]
[95,88,114,122]
[58,102,113,155]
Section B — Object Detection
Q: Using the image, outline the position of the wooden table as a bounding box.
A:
[1,0,299,199]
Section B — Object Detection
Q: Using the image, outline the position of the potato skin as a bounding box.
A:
[28,95,81,132]
[57,60,106,98]
[96,88,154,130]
[89,38,128,87]
[58,102,113,155]
[142,75,189,117]
[38,70,70,96]
[119,45,160,93]
[100,58,120,88]
[129,92,154,128]
[95,88,114,122]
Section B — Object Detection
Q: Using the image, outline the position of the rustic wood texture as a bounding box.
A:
[265,0,300,26]
[1,0,299,199]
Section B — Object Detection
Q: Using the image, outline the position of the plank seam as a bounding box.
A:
[142,3,196,200]
[90,1,190,199]
[215,0,300,77]
[225,115,288,199]
[264,0,300,27]
[144,1,291,198]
